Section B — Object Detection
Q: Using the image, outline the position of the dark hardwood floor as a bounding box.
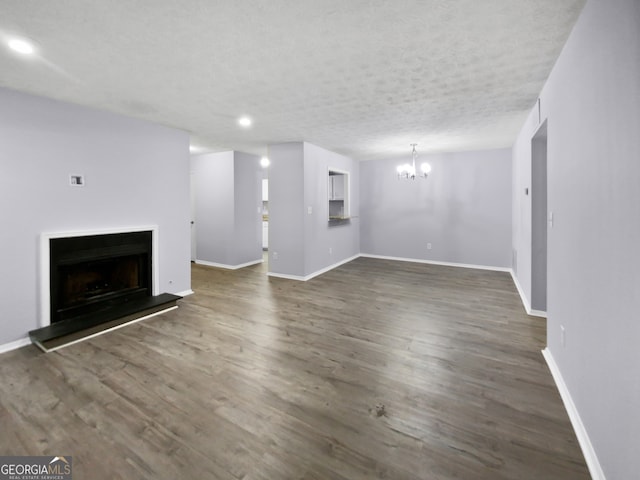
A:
[0,257,590,479]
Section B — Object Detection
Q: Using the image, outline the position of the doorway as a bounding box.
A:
[531,120,548,313]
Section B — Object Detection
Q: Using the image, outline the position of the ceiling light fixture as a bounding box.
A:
[260,156,270,168]
[7,37,35,55]
[397,144,431,180]
[238,116,252,128]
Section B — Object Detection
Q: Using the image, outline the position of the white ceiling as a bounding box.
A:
[0,0,585,161]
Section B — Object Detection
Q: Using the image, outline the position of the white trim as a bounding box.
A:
[267,272,307,281]
[360,253,511,272]
[268,254,360,282]
[305,254,360,280]
[510,269,532,313]
[174,289,194,297]
[0,337,31,354]
[39,225,159,328]
[32,306,179,353]
[151,228,160,296]
[542,348,606,480]
[195,258,263,270]
[509,270,547,318]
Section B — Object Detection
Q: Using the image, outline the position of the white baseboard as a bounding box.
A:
[510,269,532,313]
[509,270,547,318]
[267,271,307,281]
[304,254,360,280]
[268,254,360,282]
[0,337,31,355]
[195,258,263,270]
[360,253,511,273]
[358,255,547,319]
[270,253,512,282]
[542,348,606,480]
[174,289,194,297]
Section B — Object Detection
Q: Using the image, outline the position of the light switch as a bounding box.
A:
[307,206,312,215]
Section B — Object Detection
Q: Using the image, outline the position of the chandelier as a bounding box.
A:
[397,144,431,179]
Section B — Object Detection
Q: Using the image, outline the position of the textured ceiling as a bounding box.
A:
[0,0,585,161]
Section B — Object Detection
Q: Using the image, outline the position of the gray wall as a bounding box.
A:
[303,143,360,275]
[268,143,305,276]
[191,152,235,265]
[233,151,262,265]
[0,87,191,345]
[512,0,640,477]
[531,122,548,312]
[360,148,512,268]
[191,151,262,267]
[512,108,537,305]
[269,142,359,278]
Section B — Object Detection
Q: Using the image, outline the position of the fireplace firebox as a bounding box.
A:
[49,231,152,323]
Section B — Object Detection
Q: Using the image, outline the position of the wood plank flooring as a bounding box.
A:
[0,257,590,479]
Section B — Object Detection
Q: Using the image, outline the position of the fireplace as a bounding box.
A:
[30,227,181,352]
[49,231,153,323]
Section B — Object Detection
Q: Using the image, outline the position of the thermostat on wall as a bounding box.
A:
[69,174,85,186]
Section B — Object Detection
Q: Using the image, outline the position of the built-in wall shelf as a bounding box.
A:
[328,169,349,222]
[328,218,351,227]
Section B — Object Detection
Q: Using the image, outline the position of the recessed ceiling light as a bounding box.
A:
[238,116,252,128]
[260,157,270,168]
[8,37,35,55]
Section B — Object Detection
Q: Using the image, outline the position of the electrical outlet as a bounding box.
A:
[329,247,332,255]
[560,325,566,347]
[427,243,432,250]
[307,206,313,215]
[272,251,279,260]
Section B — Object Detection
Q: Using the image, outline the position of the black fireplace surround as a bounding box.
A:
[49,231,153,324]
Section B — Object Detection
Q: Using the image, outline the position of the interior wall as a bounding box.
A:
[360,148,512,268]
[0,87,191,345]
[268,142,305,277]
[303,142,360,275]
[191,152,235,265]
[268,142,359,278]
[512,108,537,308]
[190,151,262,267]
[232,151,262,265]
[512,0,640,477]
[531,122,548,312]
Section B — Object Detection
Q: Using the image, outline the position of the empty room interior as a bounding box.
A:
[0,1,638,479]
